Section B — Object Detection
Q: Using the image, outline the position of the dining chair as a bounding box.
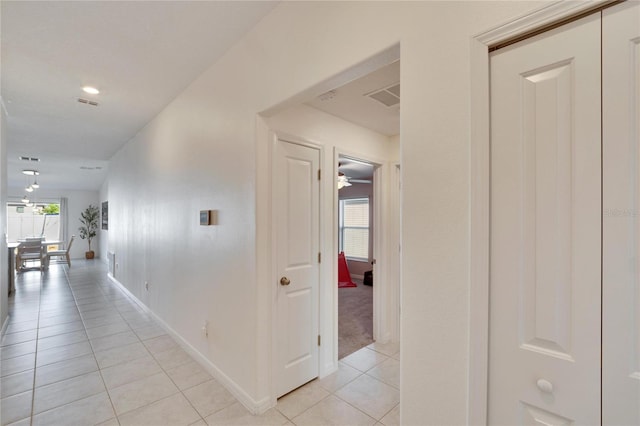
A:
[15,240,46,272]
[45,235,75,268]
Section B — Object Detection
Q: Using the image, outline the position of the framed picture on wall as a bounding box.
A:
[102,201,108,230]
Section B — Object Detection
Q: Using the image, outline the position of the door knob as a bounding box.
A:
[536,378,554,393]
[280,276,290,286]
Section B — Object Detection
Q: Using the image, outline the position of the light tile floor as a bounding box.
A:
[1,261,400,426]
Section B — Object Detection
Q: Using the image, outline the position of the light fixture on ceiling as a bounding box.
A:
[22,169,39,176]
[31,176,40,189]
[82,86,100,95]
[21,195,29,204]
[25,185,34,192]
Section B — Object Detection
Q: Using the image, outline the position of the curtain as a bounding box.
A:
[59,197,68,246]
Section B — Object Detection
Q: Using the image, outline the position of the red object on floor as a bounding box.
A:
[338,251,357,288]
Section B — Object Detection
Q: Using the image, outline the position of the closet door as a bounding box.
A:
[489,14,601,425]
[603,2,640,425]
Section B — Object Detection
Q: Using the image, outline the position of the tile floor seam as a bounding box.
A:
[178,386,215,426]
[279,391,334,424]
[109,388,182,419]
[323,386,380,423]
[178,389,208,426]
[27,267,44,426]
[376,402,400,425]
[66,266,120,426]
[78,275,203,424]
[31,268,103,416]
[9,263,401,426]
[144,338,210,425]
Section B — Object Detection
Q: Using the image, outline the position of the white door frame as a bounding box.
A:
[468,1,615,424]
[257,125,399,409]
[270,131,324,401]
[334,147,397,345]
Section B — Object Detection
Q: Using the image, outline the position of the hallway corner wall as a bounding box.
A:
[105,1,547,420]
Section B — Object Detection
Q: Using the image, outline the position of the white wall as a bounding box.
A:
[7,189,100,260]
[106,1,544,422]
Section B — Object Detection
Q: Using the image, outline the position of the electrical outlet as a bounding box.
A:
[201,321,209,338]
[145,281,149,291]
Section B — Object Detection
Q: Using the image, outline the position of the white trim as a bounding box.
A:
[334,147,394,343]
[468,1,607,424]
[474,0,615,46]
[372,161,387,342]
[270,132,326,399]
[255,115,274,409]
[468,37,491,426]
[107,274,271,414]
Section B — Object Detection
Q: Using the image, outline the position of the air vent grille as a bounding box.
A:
[19,156,40,162]
[77,98,99,107]
[365,83,400,107]
[318,90,337,101]
[80,166,103,170]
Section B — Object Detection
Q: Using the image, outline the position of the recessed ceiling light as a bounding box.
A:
[82,86,100,95]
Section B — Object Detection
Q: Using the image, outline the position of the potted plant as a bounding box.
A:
[78,204,99,259]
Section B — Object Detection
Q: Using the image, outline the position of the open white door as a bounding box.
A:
[602,2,640,424]
[489,14,601,424]
[274,138,320,398]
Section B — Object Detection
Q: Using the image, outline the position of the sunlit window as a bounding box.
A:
[7,202,60,242]
[339,198,369,260]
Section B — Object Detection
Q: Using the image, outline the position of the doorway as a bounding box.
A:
[273,137,321,398]
[337,155,375,359]
[262,50,401,400]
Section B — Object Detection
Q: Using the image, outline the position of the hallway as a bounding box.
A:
[1,261,399,425]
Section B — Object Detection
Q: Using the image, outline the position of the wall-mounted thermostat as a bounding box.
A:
[200,210,217,226]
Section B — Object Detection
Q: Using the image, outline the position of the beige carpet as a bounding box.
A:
[338,279,373,359]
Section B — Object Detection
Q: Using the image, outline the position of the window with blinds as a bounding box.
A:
[339,198,369,260]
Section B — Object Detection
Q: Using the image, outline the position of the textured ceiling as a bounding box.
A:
[306,60,400,137]
[2,1,277,191]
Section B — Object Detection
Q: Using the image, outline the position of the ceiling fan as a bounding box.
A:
[337,171,372,189]
[337,160,373,189]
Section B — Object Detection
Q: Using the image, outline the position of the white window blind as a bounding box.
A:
[339,198,369,260]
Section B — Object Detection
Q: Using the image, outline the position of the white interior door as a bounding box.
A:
[275,138,320,398]
[489,14,601,425]
[602,2,640,424]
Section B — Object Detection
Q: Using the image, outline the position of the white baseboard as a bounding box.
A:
[107,274,268,414]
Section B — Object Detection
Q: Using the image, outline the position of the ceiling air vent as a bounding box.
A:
[19,156,40,162]
[77,98,99,107]
[365,83,400,107]
[318,90,337,102]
